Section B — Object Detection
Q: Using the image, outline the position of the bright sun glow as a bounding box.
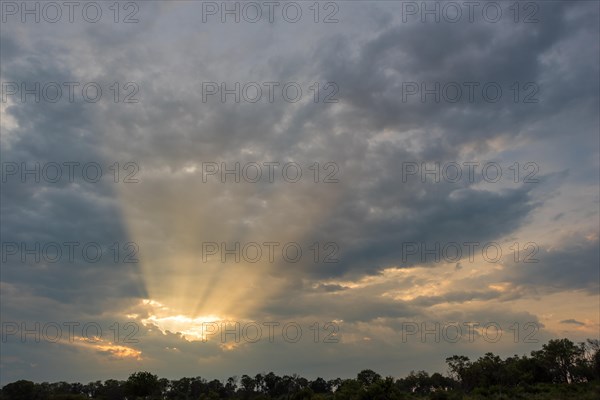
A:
[139,299,230,341]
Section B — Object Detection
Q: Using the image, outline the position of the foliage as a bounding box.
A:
[1,338,598,400]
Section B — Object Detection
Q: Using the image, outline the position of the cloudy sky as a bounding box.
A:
[0,0,599,386]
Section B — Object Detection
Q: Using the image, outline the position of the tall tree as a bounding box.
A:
[125,371,161,399]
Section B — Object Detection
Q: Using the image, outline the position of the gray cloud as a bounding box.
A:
[560,319,585,326]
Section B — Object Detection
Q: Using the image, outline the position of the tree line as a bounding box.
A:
[1,338,599,400]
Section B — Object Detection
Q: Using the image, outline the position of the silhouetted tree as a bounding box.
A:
[445,355,472,390]
[96,379,126,400]
[333,379,362,400]
[531,338,584,383]
[1,381,36,400]
[357,370,382,387]
[2,338,599,400]
[309,377,330,394]
[586,339,600,379]
[125,371,161,399]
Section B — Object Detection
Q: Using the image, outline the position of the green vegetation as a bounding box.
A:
[1,338,599,400]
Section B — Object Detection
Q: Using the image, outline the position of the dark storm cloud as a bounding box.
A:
[504,235,600,295]
[306,180,541,277]
[1,2,595,284]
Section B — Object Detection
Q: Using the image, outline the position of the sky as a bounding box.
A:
[0,0,599,386]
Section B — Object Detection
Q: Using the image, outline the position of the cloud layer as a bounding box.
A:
[1,0,598,385]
